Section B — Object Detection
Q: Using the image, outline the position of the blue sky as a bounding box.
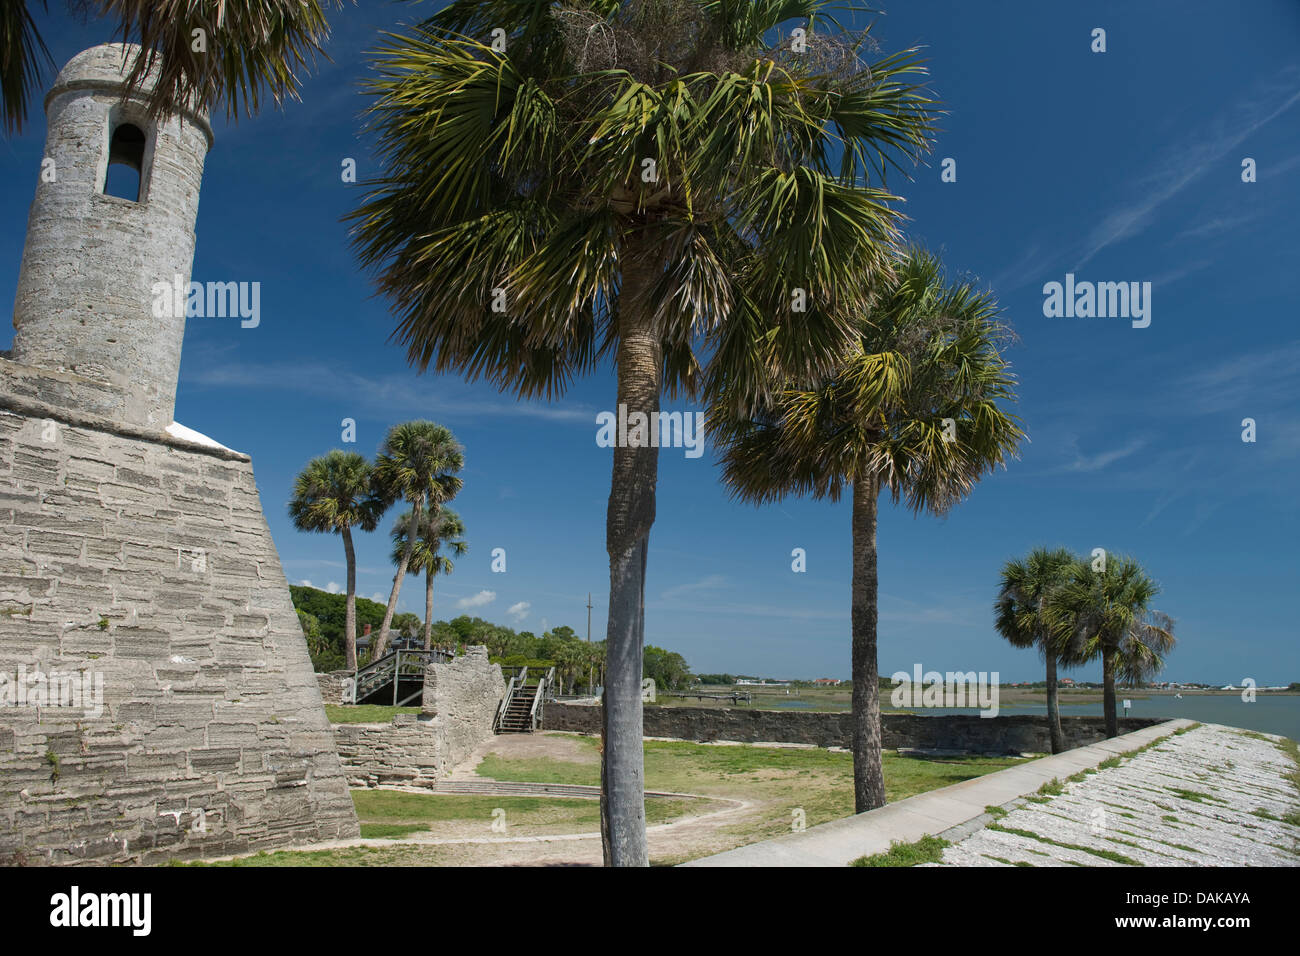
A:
[2,1,1298,683]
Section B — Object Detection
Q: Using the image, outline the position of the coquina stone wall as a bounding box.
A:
[331,647,504,787]
[0,403,359,864]
[543,703,1165,754]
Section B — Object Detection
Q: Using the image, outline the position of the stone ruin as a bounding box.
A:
[0,44,358,864]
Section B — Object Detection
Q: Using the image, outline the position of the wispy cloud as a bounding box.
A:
[1057,437,1148,474]
[659,574,728,604]
[507,601,531,622]
[183,356,595,424]
[994,67,1300,292]
[1075,71,1300,271]
[457,589,497,609]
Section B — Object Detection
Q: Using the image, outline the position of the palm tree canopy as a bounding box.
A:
[373,420,465,507]
[1046,554,1177,681]
[2,0,340,133]
[711,247,1024,511]
[349,0,939,412]
[994,546,1077,652]
[288,449,384,534]
[391,507,468,577]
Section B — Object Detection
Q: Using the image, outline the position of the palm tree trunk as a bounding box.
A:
[375,499,422,659]
[342,526,358,672]
[423,568,434,650]
[600,247,661,868]
[1045,648,1064,754]
[1102,650,1118,738]
[851,472,886,813]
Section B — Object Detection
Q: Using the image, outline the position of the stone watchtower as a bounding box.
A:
[10,43,210,430]
[0,45,358,865]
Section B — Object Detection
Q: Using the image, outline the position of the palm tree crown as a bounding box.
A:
[288,450,383,536]
[712,248,1024,505]
[2,0,340,134]
[373,421,464,510]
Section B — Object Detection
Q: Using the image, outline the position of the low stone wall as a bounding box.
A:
[422,646,505,771]
[317,670,354,706]
[333,715,442,789]
[542,703,1166,754]
[330,647,505,787]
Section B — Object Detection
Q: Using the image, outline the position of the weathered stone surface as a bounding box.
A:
[0,411,359,864]
[9,44,211,431]
[543,702,1164,754]
[422,646,505,770]
[330,648,505,787]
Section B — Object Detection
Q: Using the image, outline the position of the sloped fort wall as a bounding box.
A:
[0,397,359,864]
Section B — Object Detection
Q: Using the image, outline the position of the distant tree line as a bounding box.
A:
[290,587,693,692]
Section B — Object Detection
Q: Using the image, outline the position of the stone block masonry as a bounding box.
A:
[0,402,360,864]
[331,648,505,787]
[543,702,1164,754]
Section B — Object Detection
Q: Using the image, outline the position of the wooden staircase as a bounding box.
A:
[495,666,554,733]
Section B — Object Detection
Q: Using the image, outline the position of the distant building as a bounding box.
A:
[813,678,842,686]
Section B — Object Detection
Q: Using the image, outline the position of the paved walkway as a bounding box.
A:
[685,720,1299,867]
[934,722,1298,867]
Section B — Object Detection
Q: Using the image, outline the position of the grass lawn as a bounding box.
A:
[477,735,1025,850]
[187,734,1026,866]
[352,789,697,837]
[188,788,702,866]
[324,704,420,724]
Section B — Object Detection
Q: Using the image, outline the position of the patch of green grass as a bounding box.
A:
[984,804,1008,819]
[1162,814,1179,824]
[987,823,1142,866]
[325,705,421,724]
[851,835,948,867]
[1037,778,1064,797]
[351,789,694,831]
[360,823,428,839]
[474,735,1023,847]
[1252,808,1281,822]
[1166,787,1218,805]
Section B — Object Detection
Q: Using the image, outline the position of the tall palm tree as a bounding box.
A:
[288,450,384,671]
[1046,555,1176,738]
[711,248,1024,812]
[349,0,937,866]
[390,507,468,650]
[994,547,1077,754]
[1,0,339,134]
[371,421,464,660]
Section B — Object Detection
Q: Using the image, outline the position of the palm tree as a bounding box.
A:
[390,507,468,650]
[711,248,1024,812]
[288,450,384,671]
[349,0,937,866]
[1046,555,1176,738]
[994,547,1077,754]
[1,0,338,135]
[371,421,464,660]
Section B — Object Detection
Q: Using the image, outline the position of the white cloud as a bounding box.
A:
[370,592,384,603]
[298,579,313,588]
[458,590,497,609]
[1058,438,1148,474]
[507,601,531,622]
[326,581,340,594]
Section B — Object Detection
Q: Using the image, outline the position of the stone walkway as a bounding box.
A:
[934,723,1298,867]
[686,720,1300,866]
